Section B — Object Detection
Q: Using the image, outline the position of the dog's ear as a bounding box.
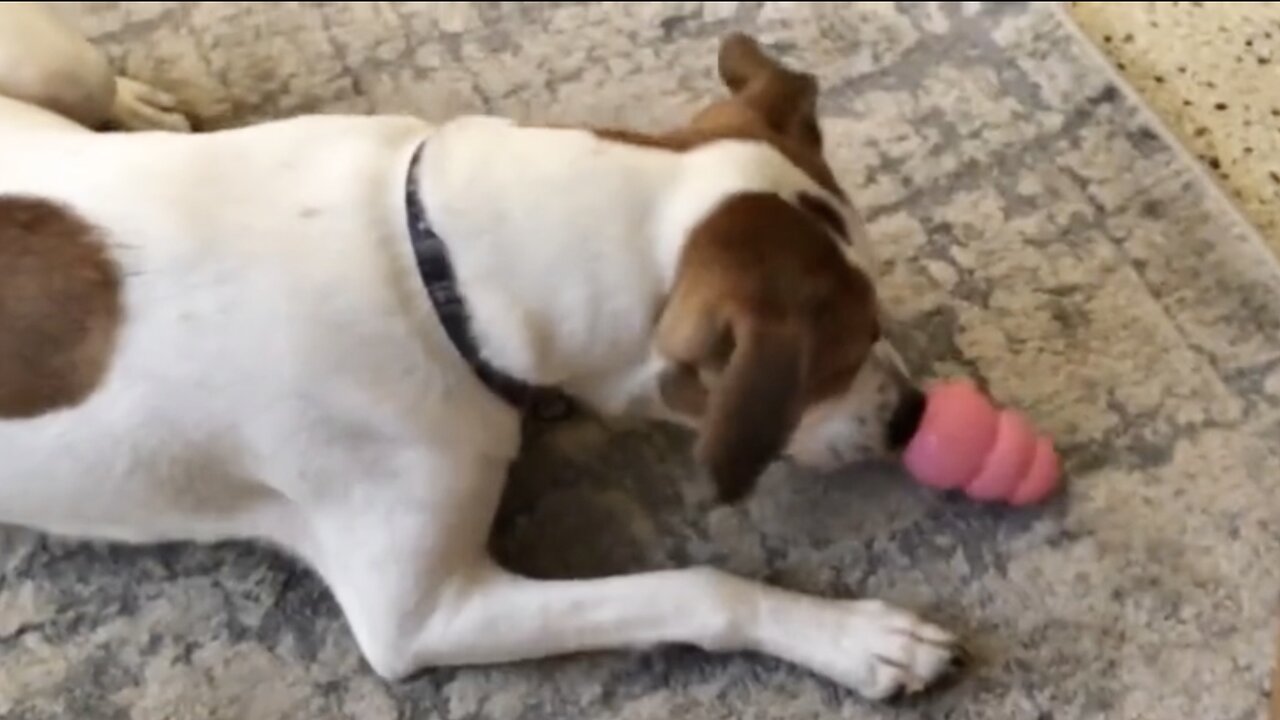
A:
[699,318,807,503]
[656,194,828,504]
[658,293,807,504]
[715,33,822,150]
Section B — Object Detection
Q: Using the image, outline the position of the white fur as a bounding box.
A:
[0,3,958,701]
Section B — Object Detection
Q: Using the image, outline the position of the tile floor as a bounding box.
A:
[1065,2,1280,253]
[1063,5,1280,715]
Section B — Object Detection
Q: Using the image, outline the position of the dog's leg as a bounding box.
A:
[0,3,190,131]
[312,496,961,701]
[428,565,959,700]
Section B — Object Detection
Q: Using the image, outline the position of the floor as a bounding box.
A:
[1065,2,1280,254]
[1062,5,1280,714]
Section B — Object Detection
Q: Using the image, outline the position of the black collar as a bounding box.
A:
[404,141,575,421]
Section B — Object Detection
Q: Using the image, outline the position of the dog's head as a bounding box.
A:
[637,34,925,503]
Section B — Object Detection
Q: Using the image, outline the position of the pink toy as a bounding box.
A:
[901,379,1061,506]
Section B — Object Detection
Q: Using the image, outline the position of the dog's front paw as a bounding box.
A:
[110,77,192,132]
[794,599,964,701]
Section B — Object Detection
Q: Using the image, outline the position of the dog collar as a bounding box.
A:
[403,141,575,421]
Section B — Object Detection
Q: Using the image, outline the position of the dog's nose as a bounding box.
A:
[886,386,927,451]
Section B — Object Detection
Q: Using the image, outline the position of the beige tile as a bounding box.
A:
[1065,2,1280,251]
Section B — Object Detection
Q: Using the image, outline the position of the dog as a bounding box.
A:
[0,2,962,701]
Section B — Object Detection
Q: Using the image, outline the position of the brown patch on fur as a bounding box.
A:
[574,34,882,501]
[0,196,123,418]
[548,34,880,502]
[606,34,878,501]
[656,193,879,503]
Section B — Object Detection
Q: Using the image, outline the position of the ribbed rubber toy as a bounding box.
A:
[901,380,1061,506]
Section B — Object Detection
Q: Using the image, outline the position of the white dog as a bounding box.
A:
[0,2,962,701]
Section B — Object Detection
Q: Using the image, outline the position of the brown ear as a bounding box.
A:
[696,318,806,503]
[656,198,813,503]
[656,193,875,503]
[658,302,807,504]
[716,33,821,149]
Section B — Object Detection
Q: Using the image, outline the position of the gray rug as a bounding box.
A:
[3,2,1279,718]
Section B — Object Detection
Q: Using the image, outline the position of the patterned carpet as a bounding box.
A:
[2,3,1278,718]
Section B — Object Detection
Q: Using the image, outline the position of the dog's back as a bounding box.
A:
[0,110,501,543]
